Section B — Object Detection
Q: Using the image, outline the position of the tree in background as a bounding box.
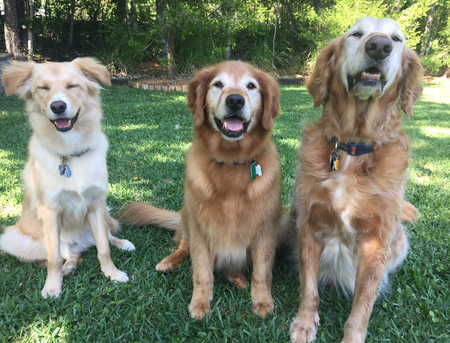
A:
[1,0,448,76]
[4,0,26,60]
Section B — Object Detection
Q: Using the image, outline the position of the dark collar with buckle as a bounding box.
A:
[214,158,263,180]
[331,137,379,156]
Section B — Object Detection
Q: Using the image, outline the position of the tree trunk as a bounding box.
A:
[4,0,26,60]
[167,27,175,79]
[388,0,402,14]
[27,0,34,60]
[420,3,439,57]
[131,0,138,30]
[272,0,279,69]
[68,0,75,49]
[156,0,168,58]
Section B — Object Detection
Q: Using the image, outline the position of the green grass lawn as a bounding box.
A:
[0,84,449,342]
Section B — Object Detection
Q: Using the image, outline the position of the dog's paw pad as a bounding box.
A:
[106,270,129,283]
[121,240,136,251]
[188,302,211,319]
[252,300,274,318]
[41,286,61,299]
[290,314,319,343]
[62,265,76,276]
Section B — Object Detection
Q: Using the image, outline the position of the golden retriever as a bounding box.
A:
[289,17,423,342]
[0,58,135,299]
[119,61,290,319]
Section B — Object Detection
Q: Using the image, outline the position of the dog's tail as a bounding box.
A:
[401,200,418,223]
[0,225,47,262]
[277,208,295,246]
[118,202,180,230]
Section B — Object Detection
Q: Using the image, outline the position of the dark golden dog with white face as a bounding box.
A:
[120,61,290,319]
[289,17,422,343]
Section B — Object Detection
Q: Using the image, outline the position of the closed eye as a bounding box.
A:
[67,84,79,89]
[38,86,49,91]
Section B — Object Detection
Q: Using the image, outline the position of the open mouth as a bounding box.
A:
[50,109,80,132]
[347,66,386,93]
[214,115,250,139]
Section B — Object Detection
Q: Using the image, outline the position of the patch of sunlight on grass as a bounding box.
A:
[279,138,300,149]
[116,124,160,131]
[422,85,450,104]
[420,126,450,138]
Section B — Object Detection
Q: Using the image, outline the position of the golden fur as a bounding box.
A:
[0,58,134,299]
[289,17,423,343]
[119,61,290,319]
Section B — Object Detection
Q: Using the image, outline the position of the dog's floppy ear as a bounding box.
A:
[187,66,213,127]
[307,37,341,108]
[72,57,111,86]
[258,71,280,131]
[1,62,34,98]
[399,47,423,118]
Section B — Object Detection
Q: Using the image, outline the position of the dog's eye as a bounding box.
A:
[247,82,256,90]
[392,36,402,42]
[67,84,78,89]
[351,31,361,37]
[39,86,49,91]
[213,81,223,88]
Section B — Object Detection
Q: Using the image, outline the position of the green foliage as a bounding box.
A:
[4,0,448,74]
[1,84,450,342]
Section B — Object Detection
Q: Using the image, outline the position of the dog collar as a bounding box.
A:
[59,148,91,178]
[331,137,379,156]
[214,158,263,180]
[215,158,247,165]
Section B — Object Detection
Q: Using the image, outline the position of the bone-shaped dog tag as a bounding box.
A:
[250,160,263,180]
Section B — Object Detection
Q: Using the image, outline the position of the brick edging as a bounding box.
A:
[127,81,189,92]
[126,77,307,92]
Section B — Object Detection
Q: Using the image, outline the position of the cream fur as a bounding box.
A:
[0,58,135,299]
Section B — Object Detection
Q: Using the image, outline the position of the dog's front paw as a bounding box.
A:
[120,239,136,251]
[290,311,320,343]
[252,298,274,318]
[104,268,129,283]
[41,283,62,299]
[156,254,183,273]
[62,264,76,276]
[188,299,211,319]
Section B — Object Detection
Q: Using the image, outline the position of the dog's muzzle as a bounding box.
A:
[50,105,80,132]
[214,94,250,139]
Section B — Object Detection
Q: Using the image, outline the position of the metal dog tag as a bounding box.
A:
[330,151,341,171]
[65,165,72,178]
[250,159,263,180]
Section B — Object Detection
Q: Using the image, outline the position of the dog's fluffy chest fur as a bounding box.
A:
[184,140,281,267]
[24,133,109,223]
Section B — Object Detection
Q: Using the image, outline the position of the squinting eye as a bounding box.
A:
[247,82,256,89]
[213,81,223,88]
[67,85,78,89]
[39,86,49,91]
[392,36,402,42]
[351,31,361,37]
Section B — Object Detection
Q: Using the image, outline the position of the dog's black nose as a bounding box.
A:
[225,94,245,111]
[50,101,67,115]
[365,36,393,61]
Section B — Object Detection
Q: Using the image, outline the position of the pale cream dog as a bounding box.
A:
[0,58,135,298]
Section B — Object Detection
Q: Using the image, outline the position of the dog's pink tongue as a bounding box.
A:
[54,119,71,129]
[223,118,243,132]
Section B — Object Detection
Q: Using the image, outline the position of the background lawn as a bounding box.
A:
[0,84,449,342]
